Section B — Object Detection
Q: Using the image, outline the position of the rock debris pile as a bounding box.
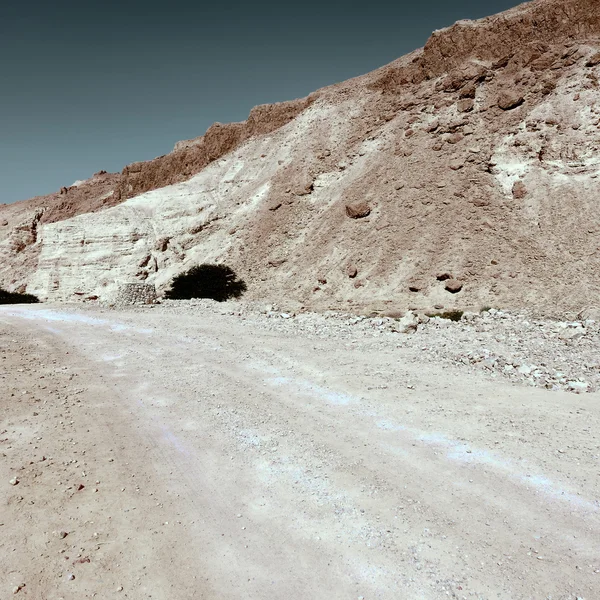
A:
[114,283,157,305]
[156,299,600,394]
[415,309,600,394]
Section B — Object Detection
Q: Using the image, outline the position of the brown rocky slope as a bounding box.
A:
[1,0,599,317]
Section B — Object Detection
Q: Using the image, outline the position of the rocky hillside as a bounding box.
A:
[1,0,599,317]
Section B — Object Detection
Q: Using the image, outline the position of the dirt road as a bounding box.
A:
[1,304,599,599]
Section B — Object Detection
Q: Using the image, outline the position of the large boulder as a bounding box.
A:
[345,202,371,219]
[497,91,524,110]
[445,279,463,294]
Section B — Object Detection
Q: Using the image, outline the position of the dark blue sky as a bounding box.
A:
[1,0,522,203]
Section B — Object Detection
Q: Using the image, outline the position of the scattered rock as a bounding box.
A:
[518,364,533,375]
[446,132,464,145]
[345,202,371,219]
[138,255,151,268]
[346,265,358,278]
[457,98,475,112]
[268,258,287,267]
[445,279,463,293]
[497,91,524,110]
[294,180,314,196]
[155,237,170,252]
[187,223,205,235]
[130,296,600,400]
[586,52,600,67]
[395,312,419,334]
[459,83,477,99]
[558,327,585,341]
[512,180,528,199]
[567,381,588,393]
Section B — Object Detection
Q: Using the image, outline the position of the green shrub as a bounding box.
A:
[0,287,40,304]
[164,264,247,302]
[426,310,464,322]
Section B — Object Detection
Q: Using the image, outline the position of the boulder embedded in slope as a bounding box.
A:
[345,202,371,219]
[497,91,524,110]
[346,264,358,278]
[445,279,463,294]
[585,52,600,67]
[512,180,528,199]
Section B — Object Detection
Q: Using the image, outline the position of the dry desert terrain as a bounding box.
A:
[1,302,599,599]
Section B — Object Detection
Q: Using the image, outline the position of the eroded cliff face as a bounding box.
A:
[373,0,600,88]
[0,173,120,292]
[2,0,600,316]
[114,96,317,202]
[0,98,316,293]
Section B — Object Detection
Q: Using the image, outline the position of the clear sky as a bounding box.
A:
[1,0,522,203]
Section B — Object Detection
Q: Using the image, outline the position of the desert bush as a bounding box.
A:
[0,287,40,304]
[164,264,247,302]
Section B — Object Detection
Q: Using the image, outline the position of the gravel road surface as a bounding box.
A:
[1,304,599,599]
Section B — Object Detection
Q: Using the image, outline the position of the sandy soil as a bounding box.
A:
[1,303,599,599]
